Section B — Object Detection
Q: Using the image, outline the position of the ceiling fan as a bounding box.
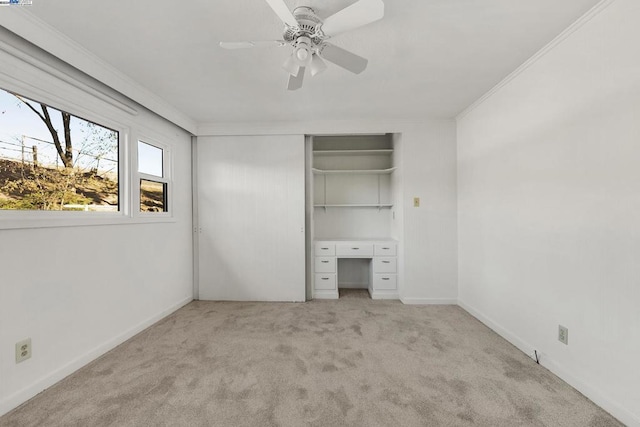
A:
[220,0,385,90]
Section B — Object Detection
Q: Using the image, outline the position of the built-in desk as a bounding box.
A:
[313,239,398,300]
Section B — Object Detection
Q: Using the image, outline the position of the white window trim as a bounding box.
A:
[134,136,173,218]
[0,42,177,229]
[0,108,131,229]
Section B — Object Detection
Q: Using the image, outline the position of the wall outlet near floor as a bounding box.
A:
[16,338,32,363]
[413,197,420,207]
[558,325,569,345]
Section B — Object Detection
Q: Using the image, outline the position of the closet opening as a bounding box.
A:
[309,133,401,301]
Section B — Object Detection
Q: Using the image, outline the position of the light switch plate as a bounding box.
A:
[413,197,420,207]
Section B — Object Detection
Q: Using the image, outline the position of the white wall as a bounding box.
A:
[457,1,640,425]
[0,30,193,416]
[398,122,458,304]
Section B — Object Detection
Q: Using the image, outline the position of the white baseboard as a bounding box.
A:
[458,299,639,427]
[312,290,339,300]
[457,300,537,356]
[0,296,193,417]
[370,291,400,300]
[401,297,458,305]
[541,356,639,427]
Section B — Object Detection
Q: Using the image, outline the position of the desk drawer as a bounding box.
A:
[314,242,335,256]
[336,243,373,257]
[374,243,396,256]
[373,274,397,290]
[373,257,397,273]
[314,257,336,273]
[315,274,336,290]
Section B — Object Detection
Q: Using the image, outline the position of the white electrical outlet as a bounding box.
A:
[558,325,568,345]
[16,338,32,363]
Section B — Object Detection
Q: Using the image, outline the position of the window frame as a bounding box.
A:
[0,50,176,229]
[0,87,131,229]
[135,136,172,218]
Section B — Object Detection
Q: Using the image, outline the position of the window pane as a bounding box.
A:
[140,179,167,212]
[0,88,119,211]
[138,141,163,177]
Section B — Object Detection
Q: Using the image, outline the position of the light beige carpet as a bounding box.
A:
[338,288,370,299]
[1,297,622,426]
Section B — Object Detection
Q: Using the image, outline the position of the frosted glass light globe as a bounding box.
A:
[296,48,309,62]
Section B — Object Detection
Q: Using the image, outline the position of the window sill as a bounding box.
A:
[0,214,176,230]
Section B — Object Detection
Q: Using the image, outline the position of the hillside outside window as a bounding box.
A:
[0,87,119,212]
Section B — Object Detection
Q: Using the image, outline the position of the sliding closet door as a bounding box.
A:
[197,135,306,301]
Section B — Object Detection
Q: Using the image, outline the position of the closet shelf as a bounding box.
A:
[313,149,393,156]
[312,167,396,175]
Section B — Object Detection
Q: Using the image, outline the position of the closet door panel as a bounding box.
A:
[197,135,305,301]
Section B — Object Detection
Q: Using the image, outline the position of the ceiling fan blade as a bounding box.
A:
[321,0,384,37]
[310,54,327,77]
[219,41,286,49]
[287,67,305,91]
[319,43,368,74]
[265,0,298,27]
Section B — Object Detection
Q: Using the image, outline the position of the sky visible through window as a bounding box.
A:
[138,141,163,177]
[0,88,120,211]
[0,89,118,173]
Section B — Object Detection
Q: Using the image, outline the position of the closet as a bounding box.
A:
[310,134,400,299]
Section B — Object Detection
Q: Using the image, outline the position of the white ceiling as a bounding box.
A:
[23,0,601,125]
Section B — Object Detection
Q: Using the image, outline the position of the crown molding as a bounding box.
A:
[456,0,616,122]
[0,8,197,134]
[196,118,455,136]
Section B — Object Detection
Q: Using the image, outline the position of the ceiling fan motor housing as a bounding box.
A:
[284,7,324,47]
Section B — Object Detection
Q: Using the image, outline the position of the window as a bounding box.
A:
[138,140,168,213]
[0,87,119,211]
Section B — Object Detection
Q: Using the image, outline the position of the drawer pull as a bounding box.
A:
[382,277,390,280]
[321,247,329,250]
[382,247,390,250]
[321,277,329,280]
[382,261,391,264]
[321,260,329,263]
[351,247,360,250]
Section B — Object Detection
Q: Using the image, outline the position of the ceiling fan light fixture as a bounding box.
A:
[310,54,327,77]
[296,48,309,62]
[221,0,385,90]
[283,54,299,75]
[293,36,313,67]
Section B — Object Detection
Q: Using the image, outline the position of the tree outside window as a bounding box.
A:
[0,88,119,211]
